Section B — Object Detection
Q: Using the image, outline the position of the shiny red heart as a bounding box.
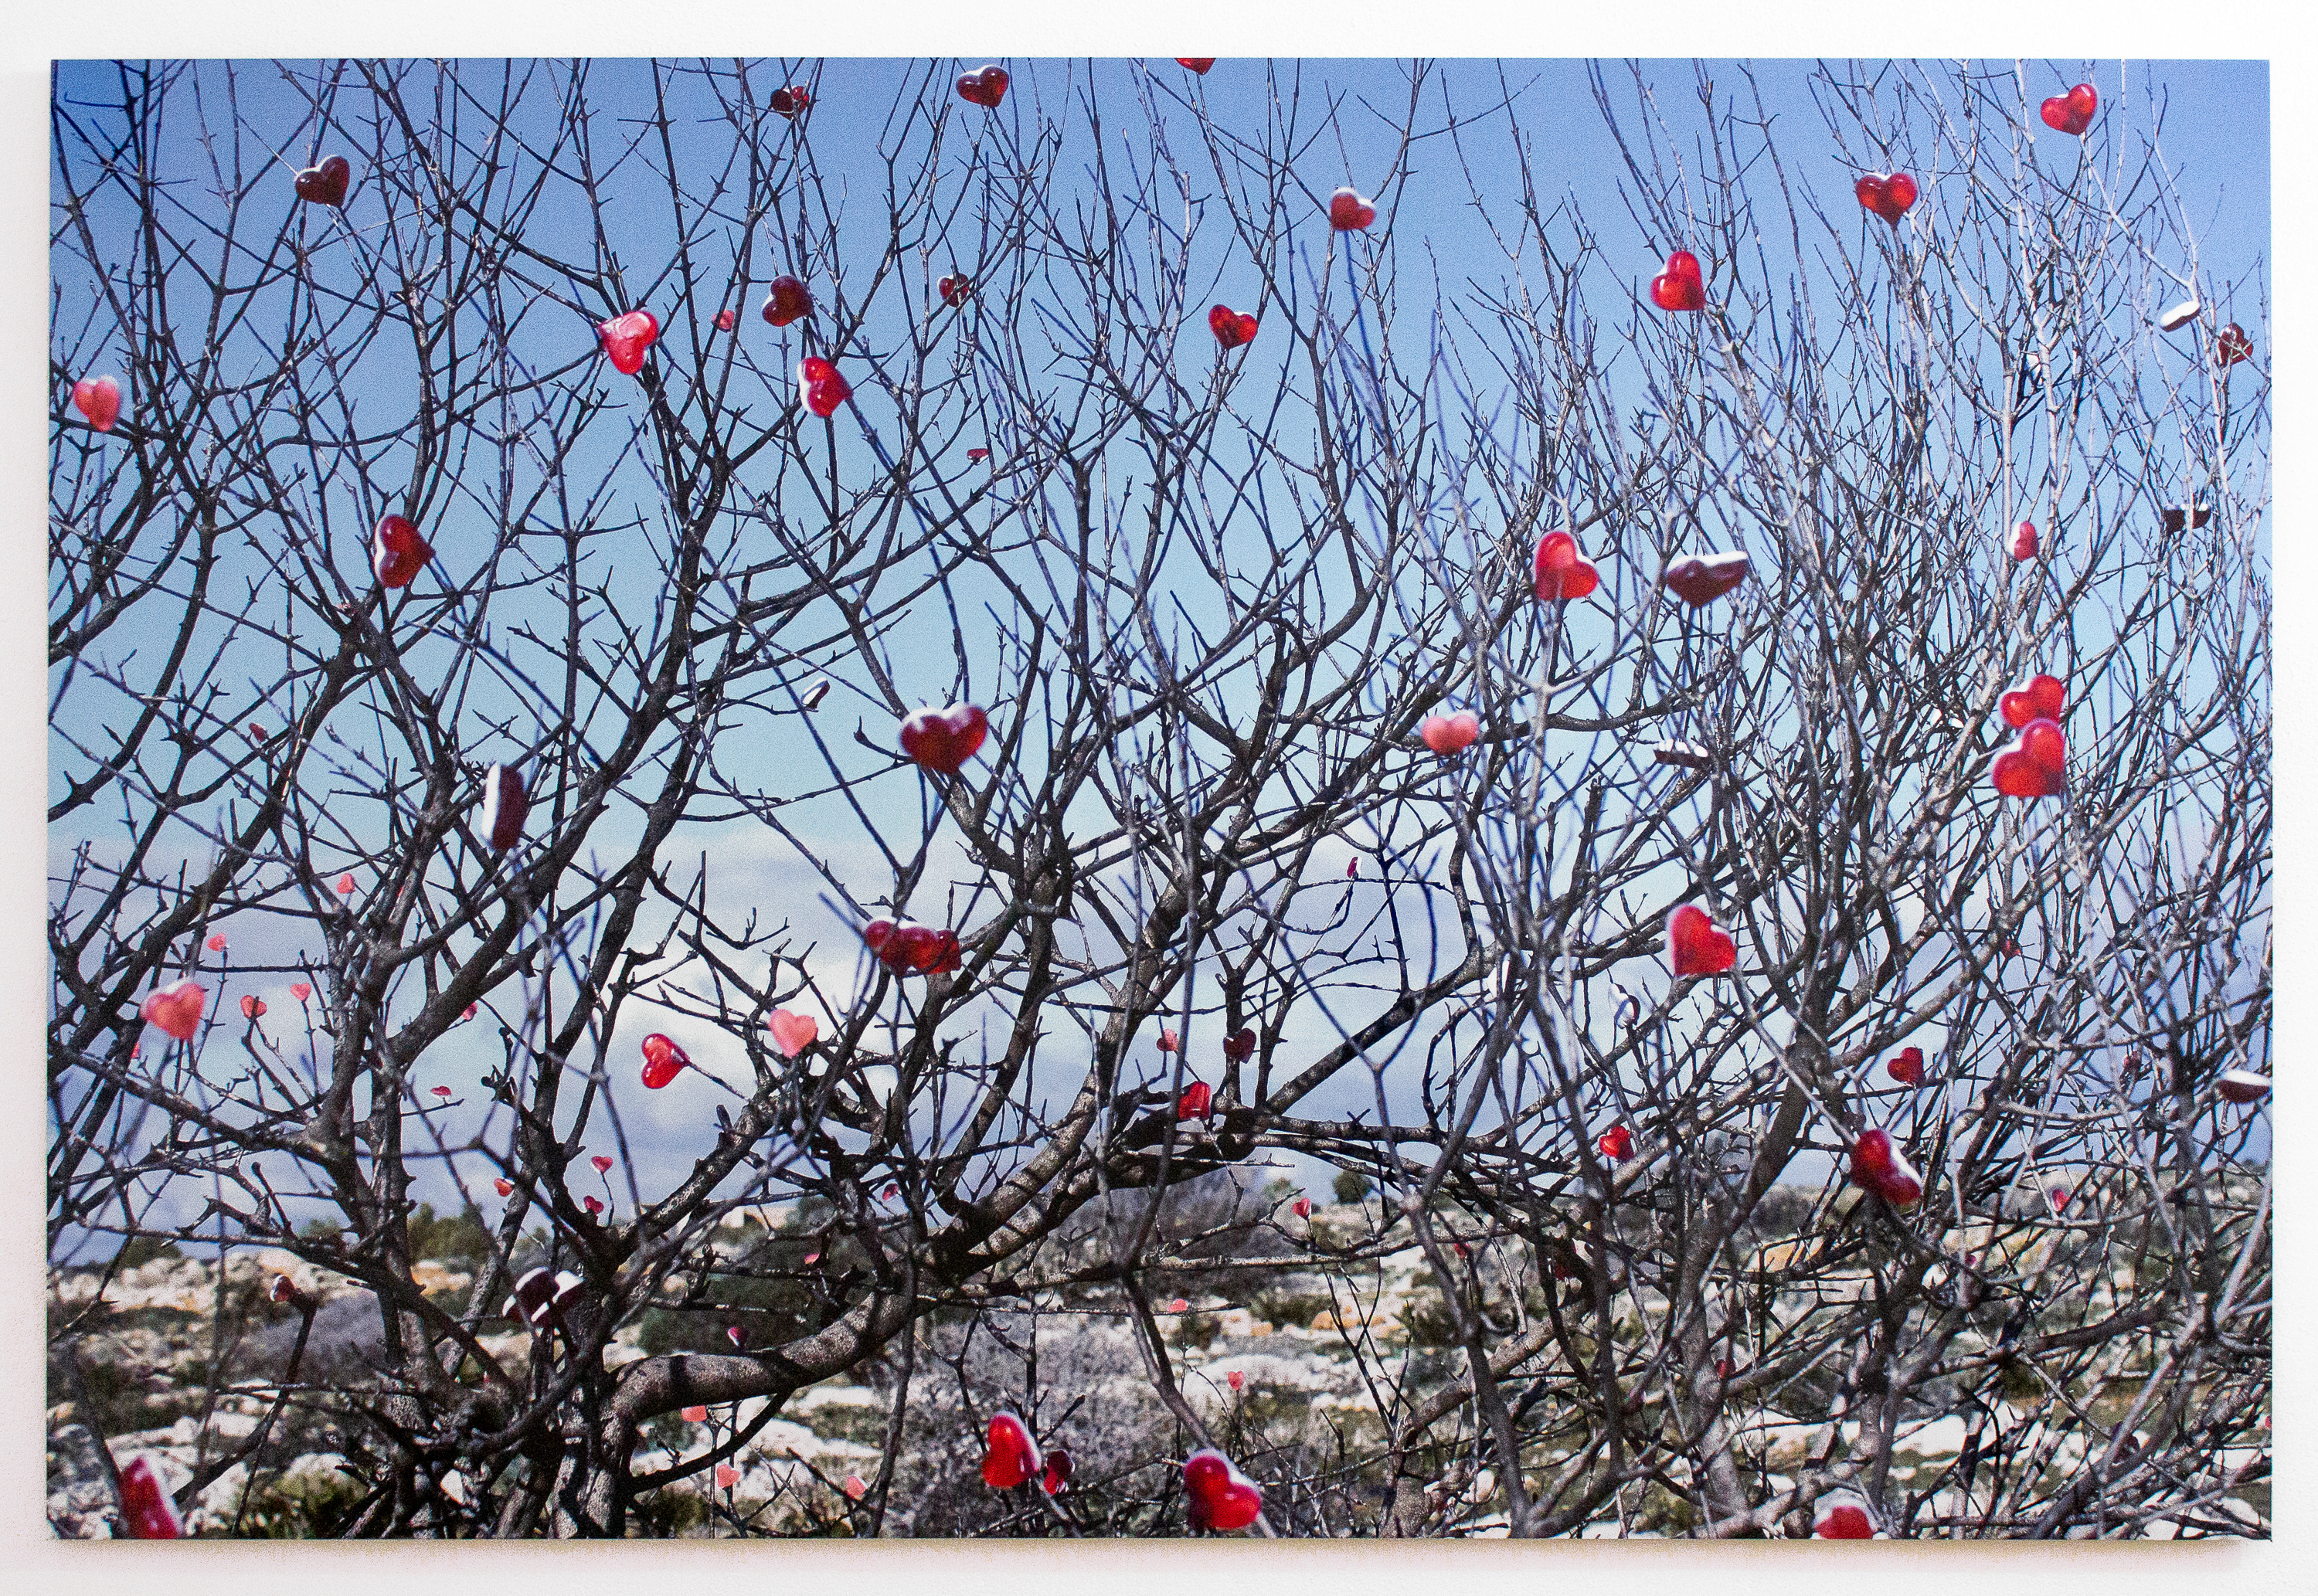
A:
[981,1411,1041,1488]
[1292,1197,1312,1218]
[2215,323,2253,368]
[1208,304,1258,349]
[1041,1447,1073,1495]
[1157,1029,1179,1053]
[768,1008,817,1058]
[770,85,811,117]
[938,273,972,309]
[1532,528,1600,602]
[641,1033,691,1089]
[1854,171,1918,222]
[117,1455,183,1540]
[240,994,267,1020]
[1598,1124,1634,1162]
[206,933,228,952]
[967,447,990,463]
[372,514,433,589]
[2009,520,2040,561]
[1650,250,1706,312]
[1850,1128,1923,1207]
[592,1154,614,1173]
[957,66,1010,108]
[1226,1370,1246,1391]
[1222,1027,1256,1062]
[2215,1068,2271,1104]
[72,375,121,432]
[797,355,852,417]
[430,1085,451,1099]
[494,1177,514,1197]
[1176,58,1215,74]
[866,919,964,975]
[1328,187,1377,231]
[481,762,529,850]
[1178,1081,1213,1121]
[1991,718,2066,798]
[762,275,812,327]
[1886,1046,1925,1086]
[290,982,311,1001]
[294,155,351,207]
[1666,904,1735,977]
[336,873,356,894]
[1816,1501,1873,1539]
[899,702,989,774]
[1183,1448,1263,1532]
[715,308,736,332]
[141,978,206,1041]
[843,1472,869,1500]
[682,1404,710,1422]
[597,309,660,375]
[1420,711,1480,755]
[1999,674,2065,728]
[2040,83,2099,136]
[1664,550,1750,607]
[2048,1184,2072,1214]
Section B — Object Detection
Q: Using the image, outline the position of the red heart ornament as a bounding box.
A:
[2040,83,2099,136]
[1999,674,2065,729]
[1598,1125,1634,1162]
[682,1404,709,1423]
[372,514,433,589]
[1328,187,1377,231]
[1886,1046,1925,1086]
[957,66,1010,108]
[640,1032,691,1089]
[797,355,852,417]
[2009,520,2040,561]
[597,309,660,375]
[938,273,972,308]
[1849,1128,1923,1207]
[1041,1447,1074,1494]
[294,155,352,207]
[592,1154,614,1173]
[1157,1028,1179,1053]
[899,702,990,774]
[762,275,812,327]
[206,933,228,952]
[290,982,311,1001]
[1292,1197,1312,1219]
[1208,304,1258,349]
[1854,171,1919,223]
[72,375,122,432]
[1650,250,1706,312]
[1664,550,1750,607]
[2215,1068,2271,1104]
[770,85,811,117]
[1176,59,1215,74]
[141,978,207,1041]
[768,1008,818,1058]
[462,1002,478,1020]
[1226,1370,1246,1391]
[981,1411,1041,1488]
[868,920,964,976]
[843,1473,869,1500]
[967,447,990,463]
[1178,1081,1213,1121]
[494,1177,514,1197]
[430,1085,451,1099]
[1991,717,2066,798]
[1532,528,1600,603]
[240,993,267,1020]
[1183,1448,1263,1532]
[2215,323,2254,369]
[481,762,529,850]
[714,1464,739,1490]
[1222,1027,1256,1062]
[117,1455,184,1540]
[715,308,736,332]
[1816,1501,1874,1539]
[1168,1298,1191,1313]
[2048,1183,2072,1214]
[1666,904,1736,977]
[336,873,356,894]
[1420,711,1481,755]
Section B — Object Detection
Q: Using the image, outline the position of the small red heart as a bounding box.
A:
[1345,857,1360,878]
[1850,1128,1923,1207]
[641,1032,691,1089]
[715,1464,739,1490]
[768,1008,817,1058]
[597,309,660,375]
[1532,529,1600,602]
[1816,1501,1874,1539]
[1715,1357,1734,1380]
[206,933,228,952]
[762,275,812,327]
[1292,1197,1311,1219]
[2215,323,2254,369]
[430,1085,451,1099]
[462,1002,478,1020]
[290,982,311,1001]
[1666,904,1736,977]
[683,1404,710,1422]
[967,447,990,463]
[1222,1027,1256,1062]
[1598,1125,1634,1162]
[882,1183,899,1199]
[2009,519,2040,561]
[867,920,963,975]
[1664,550,1750,607]
[1208,303,1259,349]
[117,1455,183,1540]
[1991,717,2066,798]
[1178,1081,1213,1121]
[141,978,207,1042]
[1176,59,1215,74]
[1854,171,1919,223]
[1040,1448,1072,1495]
[1650,250,1706,312]
[1168,1298,1191,1313]
[2215,1068,2271,1104]
[1328,186,1377,231]
[957,66,1010,108]
[938,273,972,308]
[715,308,736,332]
[899,702,990,774]
[372,514,433,589]
[481,762,529,851]
[845,1472,870,1500]
[1157,1028,1179,1053]
[981,1411,1041,1488]
[241,994,267,1020]
[797,354,852,417]
[494,1177,514,1197]
[770,85,811,117]
[592,1154,614,1173]
[2040,83,2099,136]
[72,375,121,432]
[1420,711,1481,755]
[584,1194,603,1214]
[803,1251,821,1265]
[1886,1046,1925,1086]
[294,155,352,207]
[1999,674,2065,729]
[727,1325,744,1346]
[1183,1448,1263,1532]
[248,723,267,740]
[336,873,356,894]
[1226,1370,1245,1391]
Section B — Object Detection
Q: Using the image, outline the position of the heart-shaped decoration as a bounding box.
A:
[461,1002,479,1020]
[1597,1124,1634,1162]
[2009,520,2040,561]
[141,978,207,1041]
[2161,503,2211,534]
[1222,1027,1256,1062]
[2214,1068,2271,1104]
[1176,58,1215,74]
[1345,857,1361,878]
[797,355,852,417]
[1532,528,1600,603]
[899,702,990,774]
[1292,1197,1312,1219]
[294,155,352,207]
[240,993,267,1020]
[762,275,812,326]
[1183,1448,1263,1532]
[597,309,660,375]
[2215,323,2253,368]
[481,762,529,851]
[1178,1081,1213,1121]
[2158,298,2201,332]
[336,873,356,894]
[1816,1500,1874,1539]
[1168,1297,1191,1313]
[1226,1370,1246,1392]
[1328,186,1378,231]
[2040,83,2099,136]
[1849,1127,1923,1207]
[866,919,964,976]
[681,1404,709,1422]
[290,982,311,1001]
[1664,550,1750,607]
[715,308,736,332]
[1157,1028,1179,1053]
[1208,303,1258,349]
[1650,250,1706,311]
[768,1008,818,1058]
[938,273,972,308]
[2048,1183,2072,1214]
[1999,674,2065,728]
[1038,1446,1073,1494]
[641,1032,691,1089]
[714,1464,739,1490]
[372,514,433,589]
[967,447,990,463]
[1419,711,1481,755]
[592,1154,614,1173]
[844,1473,870,1500]
[1887,1046,1925,1085]
[981,1411,1041,1488]
[72,375,121,432]
[957,66,1010,108]
[117,1455,184,1540]
[726,1324,745,1346]
[1652,740,1712,771]
[1666,904,1736,977]
[430,1085,451,1099]
[1854,171,1919,223]
[494,1177,514,1197]
[206,933,228,952]
[1991,717,2066,798]
[770,85,811,117]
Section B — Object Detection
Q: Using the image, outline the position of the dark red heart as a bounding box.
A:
[2009,520,2040,561]
[294,155,351,207]
[1991,718,2066,798]
[72,375,121,432]
[957,66,1010,108]
[1532,529,1599,602]
[240,994,267,1020]
[641,1033,691,1090]
[762,275,812,327]
[1208,304,1258,349]
[1176,59,1215,74]
[1886,1046,1925,1086]
[481,762,529,850]
[967,447,990,463]
[2215,323,2253,368]
[1183,1448,1263,1532]
[1999,674,2064,729]
[1292,1197,1312,1219]
[1664,550,1749,607]
[1222,1027,1256,1062]
[2040,83,2099,136]
[1419,711,1480,754]
[1854,171,1918,223]
[1597,1125,1633,1161]
[715,308,736,332]
[1816,1501,1874,1539]
[1178,1081,1213,1121]
[770,85,811,117]
[1849,1128,1923,1207]
[981,1411,1041,1488]
[899,702,989,774]
[1041,1447,1073,1495]
[117,1456,183,1539]
[372,514,432,589]
[867,920,963,976]
[1650,250,1706,312]
[938,273,972,308]
[141,979,206,1042]
[1328,187,1377,231]
[797,355,851,417]
[2214,1069,2270,1104]
[1666,904,1735,977]
[597,309,660,375]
